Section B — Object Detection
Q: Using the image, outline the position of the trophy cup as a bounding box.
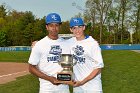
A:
[56,54,76,86]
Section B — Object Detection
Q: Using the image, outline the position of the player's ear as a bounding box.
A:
[46,25,49,31]
[46,25,48,29]
[70,28,73,33]
[83,25,85,30]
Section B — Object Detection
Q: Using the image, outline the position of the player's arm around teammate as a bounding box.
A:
[29,19,61,85]
[28,13,70,93]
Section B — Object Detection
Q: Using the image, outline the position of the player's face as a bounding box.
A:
[70,25,85,40]
[46,23,60,38]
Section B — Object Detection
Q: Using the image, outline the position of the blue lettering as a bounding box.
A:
[73,55,85,63]
[47,55,61,62]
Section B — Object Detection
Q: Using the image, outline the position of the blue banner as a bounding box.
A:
[100,44,140,50]
[0,44,140,51]
[0,46,31,51]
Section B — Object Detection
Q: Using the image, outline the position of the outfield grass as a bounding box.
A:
[0,51,30,62]
[0,74,39,93]
[0,50,140,93]
[102,50,140,93]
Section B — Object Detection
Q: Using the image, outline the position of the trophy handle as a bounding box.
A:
[58,54,62,65]
[72,60,77,66]
[71,55,76,66]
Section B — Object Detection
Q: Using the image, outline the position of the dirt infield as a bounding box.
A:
[0,62,30,84]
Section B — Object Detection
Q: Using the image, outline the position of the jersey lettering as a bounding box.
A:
[73,55,85,64]
[47,45,62,63]
[73,45,85,64]
[47,55,61,62]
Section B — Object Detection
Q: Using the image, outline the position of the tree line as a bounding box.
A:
[0,0,140,46]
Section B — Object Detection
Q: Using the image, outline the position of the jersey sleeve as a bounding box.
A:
[91,42,104,69]
[28,43,41,65]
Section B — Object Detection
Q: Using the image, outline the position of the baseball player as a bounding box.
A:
[28,13,70,93]
[68,17,104,93]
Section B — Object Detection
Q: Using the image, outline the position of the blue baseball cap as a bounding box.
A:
[45,13,62,24]
[70,17,84,27]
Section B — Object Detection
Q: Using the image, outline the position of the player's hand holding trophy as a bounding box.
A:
[56,54,76,86]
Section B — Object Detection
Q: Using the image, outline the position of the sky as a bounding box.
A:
[0,0,86,21]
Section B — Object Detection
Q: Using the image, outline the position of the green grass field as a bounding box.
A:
[0,50,140,93]
[0,51,30,62]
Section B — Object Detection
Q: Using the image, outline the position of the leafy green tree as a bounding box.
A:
[33,18,46,41]
[0,17,6,29]
[84,0,112,44]
[0,30,6,46]
[60,21,70,34]
[134,0,140,43]
[0,4,7,18]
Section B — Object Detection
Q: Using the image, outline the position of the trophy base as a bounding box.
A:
[56,73,74,86]
[55,80,74,86]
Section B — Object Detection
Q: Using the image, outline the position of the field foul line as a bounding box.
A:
[0,71,28,78]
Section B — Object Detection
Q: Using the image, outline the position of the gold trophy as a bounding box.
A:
[57,54,76,86]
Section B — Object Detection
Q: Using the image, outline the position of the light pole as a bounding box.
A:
[128,27,134,44]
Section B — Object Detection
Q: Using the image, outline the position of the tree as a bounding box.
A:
[32,18,46,41]
[0,30,6,46]
[0,4,7,18]
[60,21,70,34]
[106,9,116,44]
[135,0,140,43]
[85,0,112,44]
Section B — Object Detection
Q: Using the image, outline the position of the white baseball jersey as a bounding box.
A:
[28,36,69,93]
[70,36,104,93]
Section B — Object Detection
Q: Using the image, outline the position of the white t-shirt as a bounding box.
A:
[28,36,69,93]
[70,36,104,92]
